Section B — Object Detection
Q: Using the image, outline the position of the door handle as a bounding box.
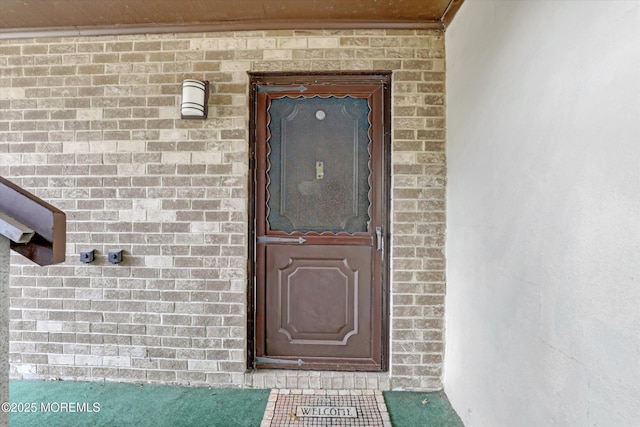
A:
[257,236,306,244]
[376,226,383,251]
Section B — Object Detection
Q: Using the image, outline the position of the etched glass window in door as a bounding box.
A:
[266,96,371,234]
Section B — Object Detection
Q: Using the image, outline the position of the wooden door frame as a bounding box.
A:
[247,71,392,371]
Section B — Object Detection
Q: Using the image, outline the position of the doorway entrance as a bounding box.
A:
[249,72,391,371]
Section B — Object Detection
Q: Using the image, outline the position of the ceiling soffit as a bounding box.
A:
[0,0,464,39]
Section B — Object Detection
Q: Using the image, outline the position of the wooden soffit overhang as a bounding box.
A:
[0,0,464,39]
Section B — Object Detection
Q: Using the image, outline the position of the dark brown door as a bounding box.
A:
[249,73,390,371]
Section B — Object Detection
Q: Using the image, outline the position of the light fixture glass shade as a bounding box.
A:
[181,79,209,119]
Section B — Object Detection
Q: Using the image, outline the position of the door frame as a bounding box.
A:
[247,71,392,371]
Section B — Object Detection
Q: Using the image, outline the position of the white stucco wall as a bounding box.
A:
[444,1,640,426]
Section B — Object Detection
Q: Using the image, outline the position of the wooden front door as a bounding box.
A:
[249,72,390,371]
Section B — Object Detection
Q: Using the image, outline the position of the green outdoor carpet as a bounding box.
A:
[8,380,270,427]
[8,380,464,426]
[383,390,464,427]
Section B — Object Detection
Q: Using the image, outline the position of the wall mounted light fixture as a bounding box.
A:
[181,79,209,119]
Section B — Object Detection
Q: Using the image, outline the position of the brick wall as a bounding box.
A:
[0,29,446,391]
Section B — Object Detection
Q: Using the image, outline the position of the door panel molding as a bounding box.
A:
[267,245,370,355]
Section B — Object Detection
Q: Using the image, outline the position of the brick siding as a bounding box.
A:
[0,29,446,391]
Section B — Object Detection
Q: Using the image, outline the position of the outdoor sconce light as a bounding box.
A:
[181,79,209,119]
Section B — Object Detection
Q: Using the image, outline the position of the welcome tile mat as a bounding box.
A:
[261,389,391,426]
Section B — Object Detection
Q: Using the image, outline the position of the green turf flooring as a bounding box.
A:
[8,380,270,427]
[8,380,464,426]
[383,390,464,427]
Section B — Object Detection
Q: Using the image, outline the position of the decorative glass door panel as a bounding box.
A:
[267,96,371,234]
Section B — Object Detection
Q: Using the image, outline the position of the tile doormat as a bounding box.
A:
[262,389,391,426]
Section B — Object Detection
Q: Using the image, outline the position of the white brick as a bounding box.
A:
[217,38,246,50]
[147,209,176,222]
[309,38,339,48]
[77,108,103,120]
[75,355,103,366]
[191,152,222,164]
[158,106,175,119]
[220,61,250,71]
[278,38,307,49]
[0,87,25,99]
[89,140,117,153]
[117,163,146,175]
[133,199,161,211]
[190,39,218,50]
[162,152,191,164]
[103,356,131,367]
[187,360,218,371]
[12,364,36,375]
[36,321,63,332]
[117,140,145,152]
[21,153,46,163]
[48,354,75,365]
[62,142,90,153]
[190,222,220,233]
[118,209,146,221]
[247,38,276,49]
[159,129,189,140]
[145,256,173,268]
